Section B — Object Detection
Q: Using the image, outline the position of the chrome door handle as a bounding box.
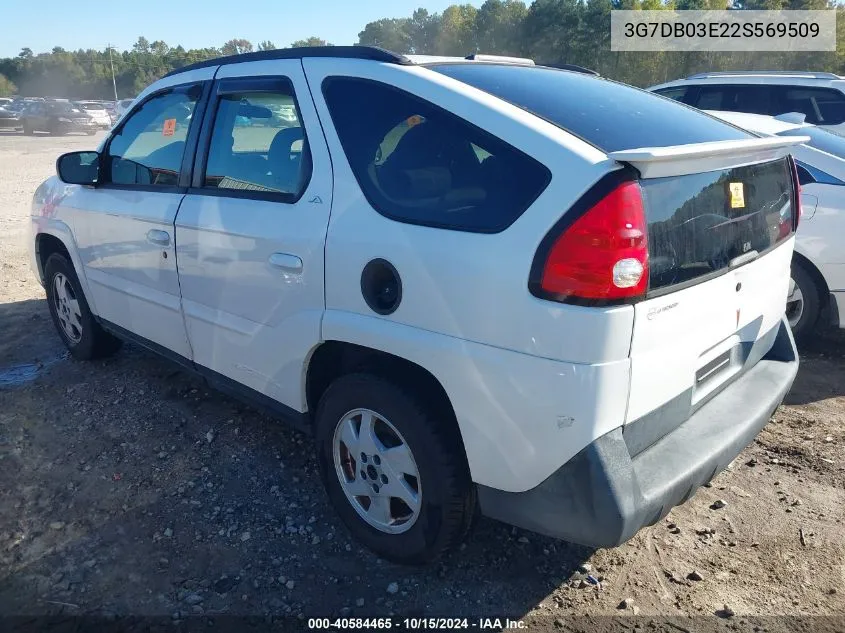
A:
[146,229,171,246]
[269,252,303,273]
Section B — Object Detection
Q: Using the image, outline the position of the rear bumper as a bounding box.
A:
[477,316,798,548]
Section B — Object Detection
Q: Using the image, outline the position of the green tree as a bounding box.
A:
[0,74,16,96]
[358,18,412,52]
[476,0,529,55]
[290,37,332,47]
[407,8,441,54]
[258,40,277,51]
[221,39,254,55]
[18,47,33,59]
[437,4,479,55]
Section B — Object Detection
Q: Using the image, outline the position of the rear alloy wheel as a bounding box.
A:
[787,261,821,343]
[333,408,422,534]
[315,374,475,564]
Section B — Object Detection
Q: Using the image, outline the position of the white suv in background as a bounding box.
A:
[706,110,845,340]
[74,101,112,128]
[650,71,845,136]
[30,47,801,564]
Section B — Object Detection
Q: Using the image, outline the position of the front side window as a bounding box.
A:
[203,83,310,197]
[106,87,199,187]
[322,77,550,233]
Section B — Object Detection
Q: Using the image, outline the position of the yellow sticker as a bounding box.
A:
[406,115,424,128]
[729,182,745,209]
[162,118,177,137]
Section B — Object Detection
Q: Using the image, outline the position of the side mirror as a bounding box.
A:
[57,151,100,185]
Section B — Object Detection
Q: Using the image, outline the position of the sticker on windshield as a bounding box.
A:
[162,118,177,137]
[729,182,745,209]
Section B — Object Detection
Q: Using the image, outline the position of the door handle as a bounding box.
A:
[146,229,171,246]
[269,252,303,273]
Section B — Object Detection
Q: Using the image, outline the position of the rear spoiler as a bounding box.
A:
[608,136,810,179]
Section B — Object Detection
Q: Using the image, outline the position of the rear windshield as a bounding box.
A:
[642,157,795,293]
[430,63,752,152]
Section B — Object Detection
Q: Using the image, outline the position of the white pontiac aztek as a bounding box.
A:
[30,46,802,564]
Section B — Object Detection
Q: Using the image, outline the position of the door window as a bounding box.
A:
[692,85,773,115]
[322,77,550,233]
[202,82,311,198]
[653,86,688,102]
[105,87,200,187]
[774,87,845,125]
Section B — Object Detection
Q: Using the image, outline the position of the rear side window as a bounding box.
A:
[642,157,795,293]
[653,86,688,102]
[692,85,773,115]
[322,77,550,233]
[203,84,311,198]
[774,87,845,125]
[430,64,751,152]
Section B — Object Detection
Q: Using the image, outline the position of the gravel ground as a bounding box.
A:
[1,130,844,632]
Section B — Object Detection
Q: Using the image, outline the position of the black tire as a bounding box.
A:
[788,260,821,343]
[314,373,475,564]
[44,253,121,360]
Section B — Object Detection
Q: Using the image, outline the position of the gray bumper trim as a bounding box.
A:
[477,316,799,548]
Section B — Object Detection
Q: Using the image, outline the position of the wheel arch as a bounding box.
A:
[792,251,830,309]
[305,340,470,470]
[34,228,97,315]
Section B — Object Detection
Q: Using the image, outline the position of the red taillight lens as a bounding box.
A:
[540,181,649,302]
[790,157,802,231]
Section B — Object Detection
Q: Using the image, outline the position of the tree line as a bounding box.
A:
[0,0,841,100]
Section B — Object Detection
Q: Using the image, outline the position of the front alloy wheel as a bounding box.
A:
[52,272,83,343]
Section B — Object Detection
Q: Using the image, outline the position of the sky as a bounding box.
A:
[0,0,484,58]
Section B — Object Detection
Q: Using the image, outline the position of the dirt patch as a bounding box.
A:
[0,132,843,631]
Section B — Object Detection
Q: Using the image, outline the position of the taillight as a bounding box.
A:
[538,180,649,303]
[790,157,802,231]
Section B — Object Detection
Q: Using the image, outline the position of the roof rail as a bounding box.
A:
[465,54,535,65]
[547,63,599,76]
[686,70,841,80]
[164,45,411,78]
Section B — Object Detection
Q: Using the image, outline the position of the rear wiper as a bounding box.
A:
[729,250,759,268]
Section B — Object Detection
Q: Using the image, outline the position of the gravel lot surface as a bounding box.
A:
[1,130,844,632]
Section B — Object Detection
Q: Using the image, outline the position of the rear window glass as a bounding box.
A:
[642,157,795,292]
[430,64,751,152]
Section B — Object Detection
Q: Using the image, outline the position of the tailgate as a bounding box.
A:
[621,147,800,425]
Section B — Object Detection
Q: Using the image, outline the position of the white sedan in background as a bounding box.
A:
[707,110,845,340]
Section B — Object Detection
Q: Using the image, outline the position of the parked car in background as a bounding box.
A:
[21,101,97,135]
[74,101,112,128]
[706,110,845,340]
[0,105,22,131]
[31,47,801,564]
[649,71,845,136]
[115,98,135,119]
[0,97,13,108]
